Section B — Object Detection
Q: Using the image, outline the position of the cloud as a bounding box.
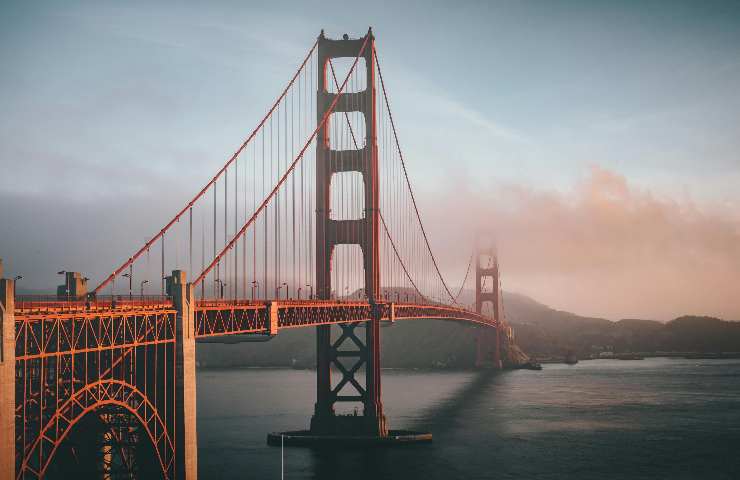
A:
[434,96,528,143]
[2,153,738,322]
[420,165,740,321]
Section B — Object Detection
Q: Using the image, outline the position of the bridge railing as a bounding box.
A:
[15,294,173,315]
[195,299,263,308]
[192,299,496,338]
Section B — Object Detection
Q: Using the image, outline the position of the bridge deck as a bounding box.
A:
[13,298,496,357]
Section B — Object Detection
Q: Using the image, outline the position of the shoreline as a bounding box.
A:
[195,354,740,371]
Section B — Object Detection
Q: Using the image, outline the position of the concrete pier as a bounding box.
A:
[0,262,15,480]
[169,271,198,479]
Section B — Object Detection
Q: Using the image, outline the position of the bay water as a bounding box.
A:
[197,358,740,479]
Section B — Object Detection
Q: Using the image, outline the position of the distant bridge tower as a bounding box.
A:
[312,29,386,436]
[475,242,503,369]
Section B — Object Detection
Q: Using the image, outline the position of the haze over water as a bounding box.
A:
[197,358,740,479]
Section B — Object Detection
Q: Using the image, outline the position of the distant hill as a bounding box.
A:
[499,294,740,358]
[196,291,740,368]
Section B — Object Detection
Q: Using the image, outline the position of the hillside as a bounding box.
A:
[502,294,740,357]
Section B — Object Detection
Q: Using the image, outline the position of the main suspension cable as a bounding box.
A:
[453,251,474,304]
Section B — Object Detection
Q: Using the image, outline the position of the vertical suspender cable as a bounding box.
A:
[161,232,165,295]
[189,207,193,280]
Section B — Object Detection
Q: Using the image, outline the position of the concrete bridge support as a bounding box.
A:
[168,270,198,479]
[0,262,15,480]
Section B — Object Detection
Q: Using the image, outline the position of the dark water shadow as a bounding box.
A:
[408,369,507,433]
[305,370,509,479]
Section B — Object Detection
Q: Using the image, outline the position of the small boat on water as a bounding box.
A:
[521,361,543,370]
[615,353,645,360]
[565,350,578,365]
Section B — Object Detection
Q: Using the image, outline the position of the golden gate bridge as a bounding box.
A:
[0,29,513,479]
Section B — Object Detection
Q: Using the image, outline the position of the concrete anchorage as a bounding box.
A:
[56,271,88,299]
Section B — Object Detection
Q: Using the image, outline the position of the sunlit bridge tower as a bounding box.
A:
[475,241,503,369]
[311,28,387,437]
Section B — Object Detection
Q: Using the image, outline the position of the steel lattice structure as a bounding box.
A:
[12,300,178,479]
[6,298,501,479]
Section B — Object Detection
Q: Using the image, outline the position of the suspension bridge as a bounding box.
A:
[0,29,515,479]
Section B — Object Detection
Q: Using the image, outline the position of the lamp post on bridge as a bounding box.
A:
[306,284,313,300]
[282,282,289,300]
[251,280,259,300]
[122,271,132,300]
[275,282,288,300]
[140,279,149,297]
[215,279,226,299]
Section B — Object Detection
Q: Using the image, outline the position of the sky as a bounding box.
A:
[1,0,739,320]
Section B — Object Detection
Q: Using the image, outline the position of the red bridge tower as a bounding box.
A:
[475,243,503,369]
[311,29,386,436]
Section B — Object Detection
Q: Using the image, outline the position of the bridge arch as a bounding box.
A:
[20,379,173,480]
